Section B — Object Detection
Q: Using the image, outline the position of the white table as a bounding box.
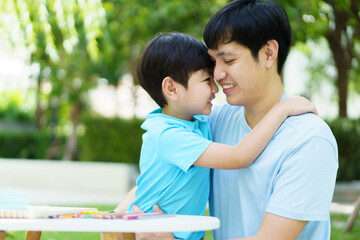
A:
[0,215,220,240]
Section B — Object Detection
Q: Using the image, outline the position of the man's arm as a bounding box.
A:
[230,212,307,240]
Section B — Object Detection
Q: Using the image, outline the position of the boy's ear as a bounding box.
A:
[162,76,179,101]
[264,40,279,68]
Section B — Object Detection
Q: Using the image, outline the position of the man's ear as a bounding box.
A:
[162,76,179,101]
[264,40,279,68]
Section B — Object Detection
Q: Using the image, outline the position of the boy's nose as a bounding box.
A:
[210,78,219,93]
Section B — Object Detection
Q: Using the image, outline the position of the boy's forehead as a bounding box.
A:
[192,69,209,76]
[189,69,211,81]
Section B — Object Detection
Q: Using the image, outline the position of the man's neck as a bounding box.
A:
[244,86,284,129]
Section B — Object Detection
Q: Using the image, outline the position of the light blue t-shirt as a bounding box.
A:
[208,93,338,240]
[129,108,212,240]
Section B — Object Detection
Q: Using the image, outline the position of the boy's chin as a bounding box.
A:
[202,109,212,116]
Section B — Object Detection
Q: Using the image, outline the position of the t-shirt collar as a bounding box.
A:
[146,108,206,130]
[242,90,288,131]
[280,90,288,102]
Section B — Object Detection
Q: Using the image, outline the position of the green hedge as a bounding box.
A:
[0,117,144,164]
[78,116,360,179]
[0,131,51,159]
[327,118,360,181]
[0,117,359,181]
[79,116,144,165]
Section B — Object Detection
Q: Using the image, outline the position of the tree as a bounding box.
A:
[279,0,360,118]
[1,0,106,160]
[97,0,225,85]
[0,0,225,160]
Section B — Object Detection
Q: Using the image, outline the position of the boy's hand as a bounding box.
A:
[279,96,318,117]
[132,205,175,240]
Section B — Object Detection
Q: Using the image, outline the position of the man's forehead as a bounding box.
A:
[208,42,240,57]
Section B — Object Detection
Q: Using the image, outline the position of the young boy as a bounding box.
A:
[122,32,316,240]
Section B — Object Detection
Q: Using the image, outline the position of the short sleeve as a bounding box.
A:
[158,126,212,173]
[266,137,338,221]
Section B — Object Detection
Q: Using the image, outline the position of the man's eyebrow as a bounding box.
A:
[216,51,236,57]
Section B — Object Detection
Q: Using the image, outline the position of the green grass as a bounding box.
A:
[330,214,360,240]
[3,206,360,240]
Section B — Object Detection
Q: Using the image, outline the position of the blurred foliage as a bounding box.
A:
[0,0,226,159]
[327,118,360,180]
[0,0,359,163]
[79,116,144,164]
[0,114,144,163]
[1,0,356,122]
[0,90,35,122]
[0,131,51,159]
[1,0,108,159]
[97,0,226,82]
[1,114,359,181]
[294,40,337,99]
[277,0,360,117]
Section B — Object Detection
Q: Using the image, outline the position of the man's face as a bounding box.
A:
[208,42,268,107]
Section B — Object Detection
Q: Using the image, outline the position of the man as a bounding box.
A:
[203,0,338,239]
[117,0,338,239]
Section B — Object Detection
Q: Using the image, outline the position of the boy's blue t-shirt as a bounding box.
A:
[129,108,212,240]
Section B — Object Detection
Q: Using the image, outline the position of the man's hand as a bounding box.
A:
[133,205,175,240]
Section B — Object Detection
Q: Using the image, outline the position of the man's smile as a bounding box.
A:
[222,83,236,89]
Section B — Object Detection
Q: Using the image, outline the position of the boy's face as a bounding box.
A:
[176,69,218,120]
[208,42,269,107]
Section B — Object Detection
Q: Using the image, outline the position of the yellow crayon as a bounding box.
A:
[82,211,103,215]
[59,214,76,219]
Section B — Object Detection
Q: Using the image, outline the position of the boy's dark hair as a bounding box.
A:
[203,0,291,74]
[137,32,214,108]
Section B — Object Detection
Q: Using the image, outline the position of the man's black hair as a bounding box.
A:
[203,0,291,74]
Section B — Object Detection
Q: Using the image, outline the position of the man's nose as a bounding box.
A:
[213,65,227,82]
